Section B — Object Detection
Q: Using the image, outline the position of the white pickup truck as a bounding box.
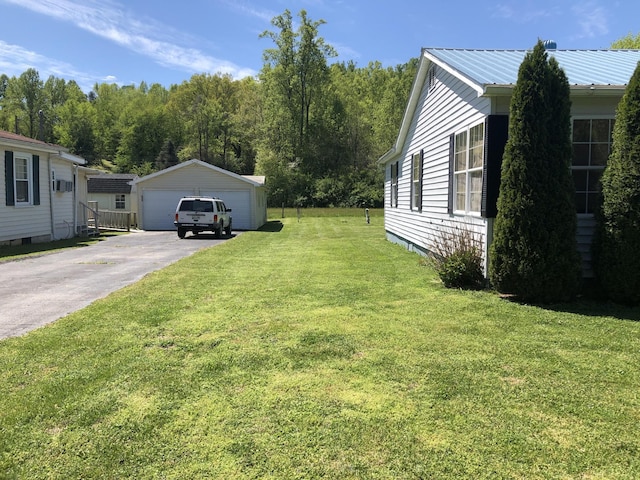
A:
[174,196,232,239]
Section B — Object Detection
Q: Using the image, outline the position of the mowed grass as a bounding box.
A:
[1,212,639,479]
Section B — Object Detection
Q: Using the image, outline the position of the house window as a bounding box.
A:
[572,118,614,214]
[427,65,436,91]
[14,155,31,205]
[454,123,484,213]
[115,194,126,209]
[390,162,398,208]
[411,151,423,211]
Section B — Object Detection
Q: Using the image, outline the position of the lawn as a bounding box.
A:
[1,212,639,479]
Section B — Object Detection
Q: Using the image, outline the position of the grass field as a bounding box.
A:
[1,211,639,478]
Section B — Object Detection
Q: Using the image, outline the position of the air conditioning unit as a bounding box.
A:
[65,181,74,192]
[55,179,65,192]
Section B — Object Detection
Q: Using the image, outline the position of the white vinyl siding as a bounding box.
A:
[382,63,492,273]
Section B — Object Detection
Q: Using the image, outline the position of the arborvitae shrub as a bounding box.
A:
[489,41,581,303]
[593,61,640,305]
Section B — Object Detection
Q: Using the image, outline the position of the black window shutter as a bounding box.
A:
[418,149,424,212]
[5,150,14,206]
[447,134,455,214]
[481,115,509,218]
[33,155,40,205]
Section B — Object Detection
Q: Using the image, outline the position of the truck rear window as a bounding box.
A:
[179,200,214,212]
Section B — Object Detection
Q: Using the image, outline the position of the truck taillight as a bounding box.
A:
[175,213,178,221]
[214,214,218,222]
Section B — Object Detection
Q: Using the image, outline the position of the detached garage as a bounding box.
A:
[132,159,267,231]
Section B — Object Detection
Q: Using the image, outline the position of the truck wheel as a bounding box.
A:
[177,228,186,239]
[215,225,222,238]
[225,220,232,237]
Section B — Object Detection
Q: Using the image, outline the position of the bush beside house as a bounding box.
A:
[489,41,581,303]
[593,61,640,305]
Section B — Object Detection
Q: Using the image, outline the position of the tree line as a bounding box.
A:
[0,9,417,208]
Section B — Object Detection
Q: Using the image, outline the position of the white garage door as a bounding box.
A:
[142,190,192,230]
[142,189,253,231]
[202,190,251,230]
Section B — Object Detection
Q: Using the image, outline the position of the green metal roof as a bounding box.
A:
[423,48,640,87]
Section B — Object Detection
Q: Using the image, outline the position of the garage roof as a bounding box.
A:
[133,159,265,187]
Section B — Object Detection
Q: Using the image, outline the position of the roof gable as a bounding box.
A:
[133,159,265,187]
[379,48,640,165]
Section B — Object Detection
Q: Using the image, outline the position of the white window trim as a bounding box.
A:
[115,194,126,209]
[571,115,615,217]
[13,152,33,206]
[453,123,484,215]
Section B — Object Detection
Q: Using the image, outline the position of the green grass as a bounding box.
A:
[1,213,639,479]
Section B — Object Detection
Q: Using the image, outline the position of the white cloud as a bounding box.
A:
[0,40,100,90]
[492,2,559,22]
[572,2,609,38]
[3,0,257,79]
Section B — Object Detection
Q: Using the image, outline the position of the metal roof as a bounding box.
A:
[424,48,640,87]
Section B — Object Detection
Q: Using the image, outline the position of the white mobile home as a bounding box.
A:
[379,47,640,278]
[1,130,94,245]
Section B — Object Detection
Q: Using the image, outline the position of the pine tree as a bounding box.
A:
[593,61,640,305]
[489,41,581,302]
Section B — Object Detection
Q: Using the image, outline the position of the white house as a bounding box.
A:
[132,159,267,231]
[379,47,640,277]
[1,130,96,245]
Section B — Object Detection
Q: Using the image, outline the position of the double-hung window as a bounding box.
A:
[115,194,126,209]
[390,162,398,208]
[572,118,614,214]
[411,151,423,211]
[14,155,32,205]
[454,123,484,213]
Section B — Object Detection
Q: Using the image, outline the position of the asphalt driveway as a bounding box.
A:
[0,231,234,340]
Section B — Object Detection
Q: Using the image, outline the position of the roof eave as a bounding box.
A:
[482,84,628,97]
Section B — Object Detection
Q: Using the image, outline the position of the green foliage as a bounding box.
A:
[0,10,414,206]
[611,32,640,49]
[490,41,581,303]
[593,61,640,304]
[428,226,485,290]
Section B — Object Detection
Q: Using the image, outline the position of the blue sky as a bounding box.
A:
[0,0,638,92]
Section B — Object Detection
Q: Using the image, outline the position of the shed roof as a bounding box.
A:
[88,174,138,194]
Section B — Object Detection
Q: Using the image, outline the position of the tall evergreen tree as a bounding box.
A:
[489,41,580,302]
[593,62,640,305]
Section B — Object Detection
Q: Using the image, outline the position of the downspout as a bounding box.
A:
[47,154,56,240]
[73,163,78,237]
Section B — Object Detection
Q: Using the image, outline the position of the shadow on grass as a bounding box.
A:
[499,294,640,322]
[0,232,121,262]
[257,221,284,233]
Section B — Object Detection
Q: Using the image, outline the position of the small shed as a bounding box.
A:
[132,159,267,231]
[87,173,138,212]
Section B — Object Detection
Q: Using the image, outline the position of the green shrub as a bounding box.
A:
[489,41,581,303]
[593,61,640,305]
[429,226,485,290]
